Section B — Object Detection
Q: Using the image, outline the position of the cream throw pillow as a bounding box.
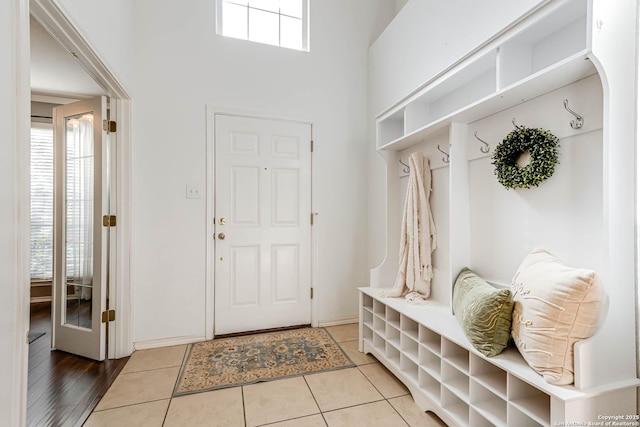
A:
[511,247,604,385]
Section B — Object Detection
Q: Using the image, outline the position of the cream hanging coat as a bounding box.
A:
[386,152,437,299]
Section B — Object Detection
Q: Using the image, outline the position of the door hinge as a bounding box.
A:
[103,215,116,227]
[310,288,314,299]
[310,140,314,152]
[103,120,117,133]
[101,309,115,323]
[310,213,314,226]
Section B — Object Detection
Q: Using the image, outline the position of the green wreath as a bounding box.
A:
[491,126,559,189]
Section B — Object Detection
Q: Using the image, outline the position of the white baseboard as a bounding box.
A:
[133,321,358,351]
[133,335,204,351]
[30,296,52,303]
[318,317,358,327]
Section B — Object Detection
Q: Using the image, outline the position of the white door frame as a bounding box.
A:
[205,106,318,340]
[28,0,133,359]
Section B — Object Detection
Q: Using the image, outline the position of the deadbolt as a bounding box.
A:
[218,217,227,225]
[218,232,226,240]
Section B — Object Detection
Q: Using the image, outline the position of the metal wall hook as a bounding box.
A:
[437,145,450,163]
[474,131,491,153]
[399,159,410,174]
[563,99,584,129]
[512,118,524,130]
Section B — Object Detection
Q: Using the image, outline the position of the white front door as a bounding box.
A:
[214,115,312,335]
[52,96,112,361]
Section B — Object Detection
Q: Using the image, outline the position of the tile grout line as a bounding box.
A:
[161,345,188,425]
[241,385,248,427]
[255,412,324,427]
[319,397,388,415]
[302,375,327,426]
[159,354,186,425]
[161,396,172,426]
[92,397,171,413]
[355,364,412,426]
[386,396,412,427]
[119,364,183,376]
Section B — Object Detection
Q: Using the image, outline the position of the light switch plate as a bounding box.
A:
[186,184,201,199]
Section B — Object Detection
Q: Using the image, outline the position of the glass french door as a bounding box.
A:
[53,96,110,361]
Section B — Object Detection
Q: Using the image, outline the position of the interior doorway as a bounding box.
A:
[26,6,132,425]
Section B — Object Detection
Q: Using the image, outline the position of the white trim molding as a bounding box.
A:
[133,335,205,351]
[317,317,358,328]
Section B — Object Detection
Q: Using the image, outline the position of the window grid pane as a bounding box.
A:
[222,2,249,40]
[219,0,308,51]
[249,0,279,13]
[248,8,279,47]
[280,15,302,50]
[280,0,302,18]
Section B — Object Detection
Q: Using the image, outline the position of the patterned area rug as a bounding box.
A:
[173,327,354,396]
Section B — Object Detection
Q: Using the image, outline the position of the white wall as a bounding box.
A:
[51,0,134,91]
[130,0,397,344]
[1,0,30,425]
[367,0,547,271]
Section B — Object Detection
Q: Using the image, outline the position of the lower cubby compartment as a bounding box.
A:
[400,354,419,379]
[386,323,401,348]
[362,307,373,327]
[508,375,550,426]
[373,314,385,334]
[442,361,469,402]
[362,324,373,343]
[470,380,507,426]
[469,353,507,399]
[362,293,373,311]
[508,404,547,427]
[419,345,440,380]
[442,338,469,373]
[386,342,401,368]
[470,408,500,427]
[373,331,385,353]
[401,315,419,340]
[442,388,470,426]
[401,333,419,362]
[419,367,441,403]
[419,325,441,355]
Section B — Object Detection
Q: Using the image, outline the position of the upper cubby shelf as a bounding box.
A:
[376,0,592,151]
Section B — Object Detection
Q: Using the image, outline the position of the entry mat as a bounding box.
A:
[173,327,354,396]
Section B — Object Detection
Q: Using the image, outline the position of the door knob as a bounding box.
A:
[218,232,226,240]
[218,217,226,225]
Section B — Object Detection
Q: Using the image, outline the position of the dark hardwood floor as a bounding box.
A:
[27,302,129,427]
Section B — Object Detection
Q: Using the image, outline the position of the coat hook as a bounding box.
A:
[512,118,524,130]
[399,159,410,174]
[563,99,584,129]
[437,144,450,163]
[474,131,491,153]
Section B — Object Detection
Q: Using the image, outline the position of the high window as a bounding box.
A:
[216,0,309,51]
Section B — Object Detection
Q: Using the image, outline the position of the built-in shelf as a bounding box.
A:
[377,0,592,151]
[359,286,639,427]
[377,52,594,151]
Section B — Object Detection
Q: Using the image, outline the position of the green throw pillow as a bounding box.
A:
[452,268,514,357]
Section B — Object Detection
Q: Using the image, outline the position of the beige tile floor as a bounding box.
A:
[84,323,448,427]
